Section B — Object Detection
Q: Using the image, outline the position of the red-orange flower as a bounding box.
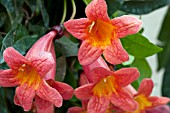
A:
[74,67,140,113]
[0,31,73,111]
[126,79,170,113]
[64,0,142,65]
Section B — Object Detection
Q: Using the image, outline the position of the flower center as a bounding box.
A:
[88,19,116,48]
[92,76,118,97]
[126,94,152,113]
[16,64,41,89]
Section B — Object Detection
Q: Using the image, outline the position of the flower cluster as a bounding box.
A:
[0,0,169,113]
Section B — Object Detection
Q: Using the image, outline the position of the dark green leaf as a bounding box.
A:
[162,58,170,100]
[0,12,6,27]
[55,36,79,57]
[14,24,29,42]
[37,0,49,27]
[157,6,170,70]
[13,35,38,55]
[121,33,163,58]
[0,87,8,113]
[55,56,67,82]
[0,0,24,27]
[106,0,124,17]
[130,58,152,87]
[120,0,170,14]
[0,29,15,63]
[25,0,37,13]
[28,23,47,36]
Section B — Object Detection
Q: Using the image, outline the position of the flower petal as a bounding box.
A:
[0,69,19,87]
[36,80,62,107]
[114,68,140,87]
[111,15,142,38]
[29,52,54,78]
[14,95,21,106]
[148,96,170,107]
[68,107,84,113]
[47,80,74,100]
[103,39,129,64]
[34,96,54,113]
[85,0,110,21]
[15,84,35,111]
[74,84,94,100]
[64,18,91,40]
[78,41,103,65]
[87,96,110,113]
[137,78,153,97]
[90,67,113,83]
[110,88,138,111]
[146,105,170,113]
[3,47,28,70]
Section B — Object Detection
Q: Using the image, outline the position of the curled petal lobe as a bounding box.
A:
[74,84,94,100]
[14,95,21,106]
[87,96,110,113]
[0,69,19,87]
[3,47,28,70]
[110,88,138,111]
[90,67,113,83]
[85,0,110,21]
[148,97,170,107]
[114,68,140,87]
[15,84,36,111]
[111,15,143,38]
[35,96,54,113]
[137,78,154,97]
[48,80,74,100]
[64,18,92,40]
[103,39,129,64]
[36,80,62,107]
[78,41,103,65]
[29,52,54,78]
[68,107,84,113]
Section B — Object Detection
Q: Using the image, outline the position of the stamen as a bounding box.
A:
[89,21,95,33]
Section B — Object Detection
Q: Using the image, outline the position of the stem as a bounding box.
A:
[70,0,76,20]
[60,0,67,24]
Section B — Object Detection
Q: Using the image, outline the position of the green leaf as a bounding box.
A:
[130,58,152,88]
[55,36,78,57]
[25,0,37,13]
[0,12,6,27]
[121,33,163,58]
[106,0,124,17]
[55,56,67,82]
[157,6,170,70]
[37,0,49,27]
[0,88,8,113]
[162,58,170,100]
[0,0,24,27]
[83,0,92,5]
[28,23,47,36]
[0,29,15,63]
[120,0,170,14]
[13,35,38,55]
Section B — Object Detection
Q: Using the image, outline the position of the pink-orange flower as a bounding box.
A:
[0,31,73,111]
[74,67,140,113]
[64,0,142,65]
[126,78,170,113]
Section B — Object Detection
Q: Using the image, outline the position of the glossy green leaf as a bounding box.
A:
[28,23,47,36]
[162,56,170,101]
[0,13,6,27]
[130,58,152,88]
[106,0,124,17]
[0,88,8,113]
[0,0,24,27]
[157,7,170,70]
[120,0,170,14]
[37,0,49,27]
[55,56,67,82]
[13,35,38,55]
[121,33,163,58]
[55,36,78,57]
[0,29,15,63]
[83,0,92,5]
